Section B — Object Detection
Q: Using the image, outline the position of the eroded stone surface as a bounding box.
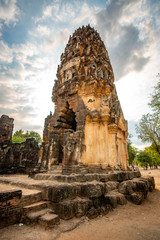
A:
[39,213,60,227]
[0,189,22,228]
[118,176,155,204]
[54,198,91,220]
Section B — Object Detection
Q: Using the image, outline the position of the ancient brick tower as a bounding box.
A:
[41,25,129,173]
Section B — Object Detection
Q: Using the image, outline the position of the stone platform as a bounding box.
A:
[0,170,155,228]
[34,169,141,183]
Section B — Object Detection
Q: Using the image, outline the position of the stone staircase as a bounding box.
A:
[21,185,126,225]
[0,171,155,228]
[25,208,60,228]
[21,189,60,228]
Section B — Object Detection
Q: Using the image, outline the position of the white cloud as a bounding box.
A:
[42,28,70,55]
[13,42,39,59]
[0,22,2,36]
[34,3,56,23]
[34,1,100,27]
[0,41,45,85]
[73,2,100,25]
[35,24,51,36]
[0,40,13,63]
[0,0,20,25]
[43,5,53,18]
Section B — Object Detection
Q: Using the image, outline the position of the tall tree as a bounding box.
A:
[136,76,160,155]
[127,135,137,165]
[149,73,160,113]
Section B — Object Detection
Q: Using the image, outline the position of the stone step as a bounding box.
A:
[22,190,42,206]
[34,171,142,183]
[48,171,62,174]
[54,198,91,220]
[23,201,48,215]
[49,165,62,171]
[39,213,60,227]
[34,173,101,182]
[34,173,53,180]
[50,165,62,169]
[104,191,127,208]
[25,208,54,224]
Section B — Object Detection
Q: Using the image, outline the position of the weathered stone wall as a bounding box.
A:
[0,138,39,174]
[0,190,22,228]
[41,25,129,172]
[0,115,39,174]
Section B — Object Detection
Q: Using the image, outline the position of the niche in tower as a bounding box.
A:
[57,102,77,131]
[65,102,77,131]
[58,102,77,163]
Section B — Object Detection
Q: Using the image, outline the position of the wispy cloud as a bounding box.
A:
[35,24,51,36]
[94,0,159,81]
[0,0,20,25]
[0,40,13,63]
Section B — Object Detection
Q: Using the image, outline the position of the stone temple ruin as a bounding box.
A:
[41,24,128,174]
[0,25,155,229]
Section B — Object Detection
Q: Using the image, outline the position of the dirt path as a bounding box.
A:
[1,169,160,240]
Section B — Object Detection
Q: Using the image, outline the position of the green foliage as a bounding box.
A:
[12,135,26,143]
[145,145,160,166]
[12,129,42,144]
[24,131,42,144]
[137,144,160,167]
[136,113,160,146]
[13,129,24,137]
[127,135,137,165]
[137,151,152,167]
[136,75,160,155]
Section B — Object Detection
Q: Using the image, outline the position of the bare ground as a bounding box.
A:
[1,169,160,240]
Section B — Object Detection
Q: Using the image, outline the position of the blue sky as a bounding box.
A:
[0,0,159,148]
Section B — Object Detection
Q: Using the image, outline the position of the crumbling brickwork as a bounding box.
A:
[41,25,129,173]
[0,190,22,228]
